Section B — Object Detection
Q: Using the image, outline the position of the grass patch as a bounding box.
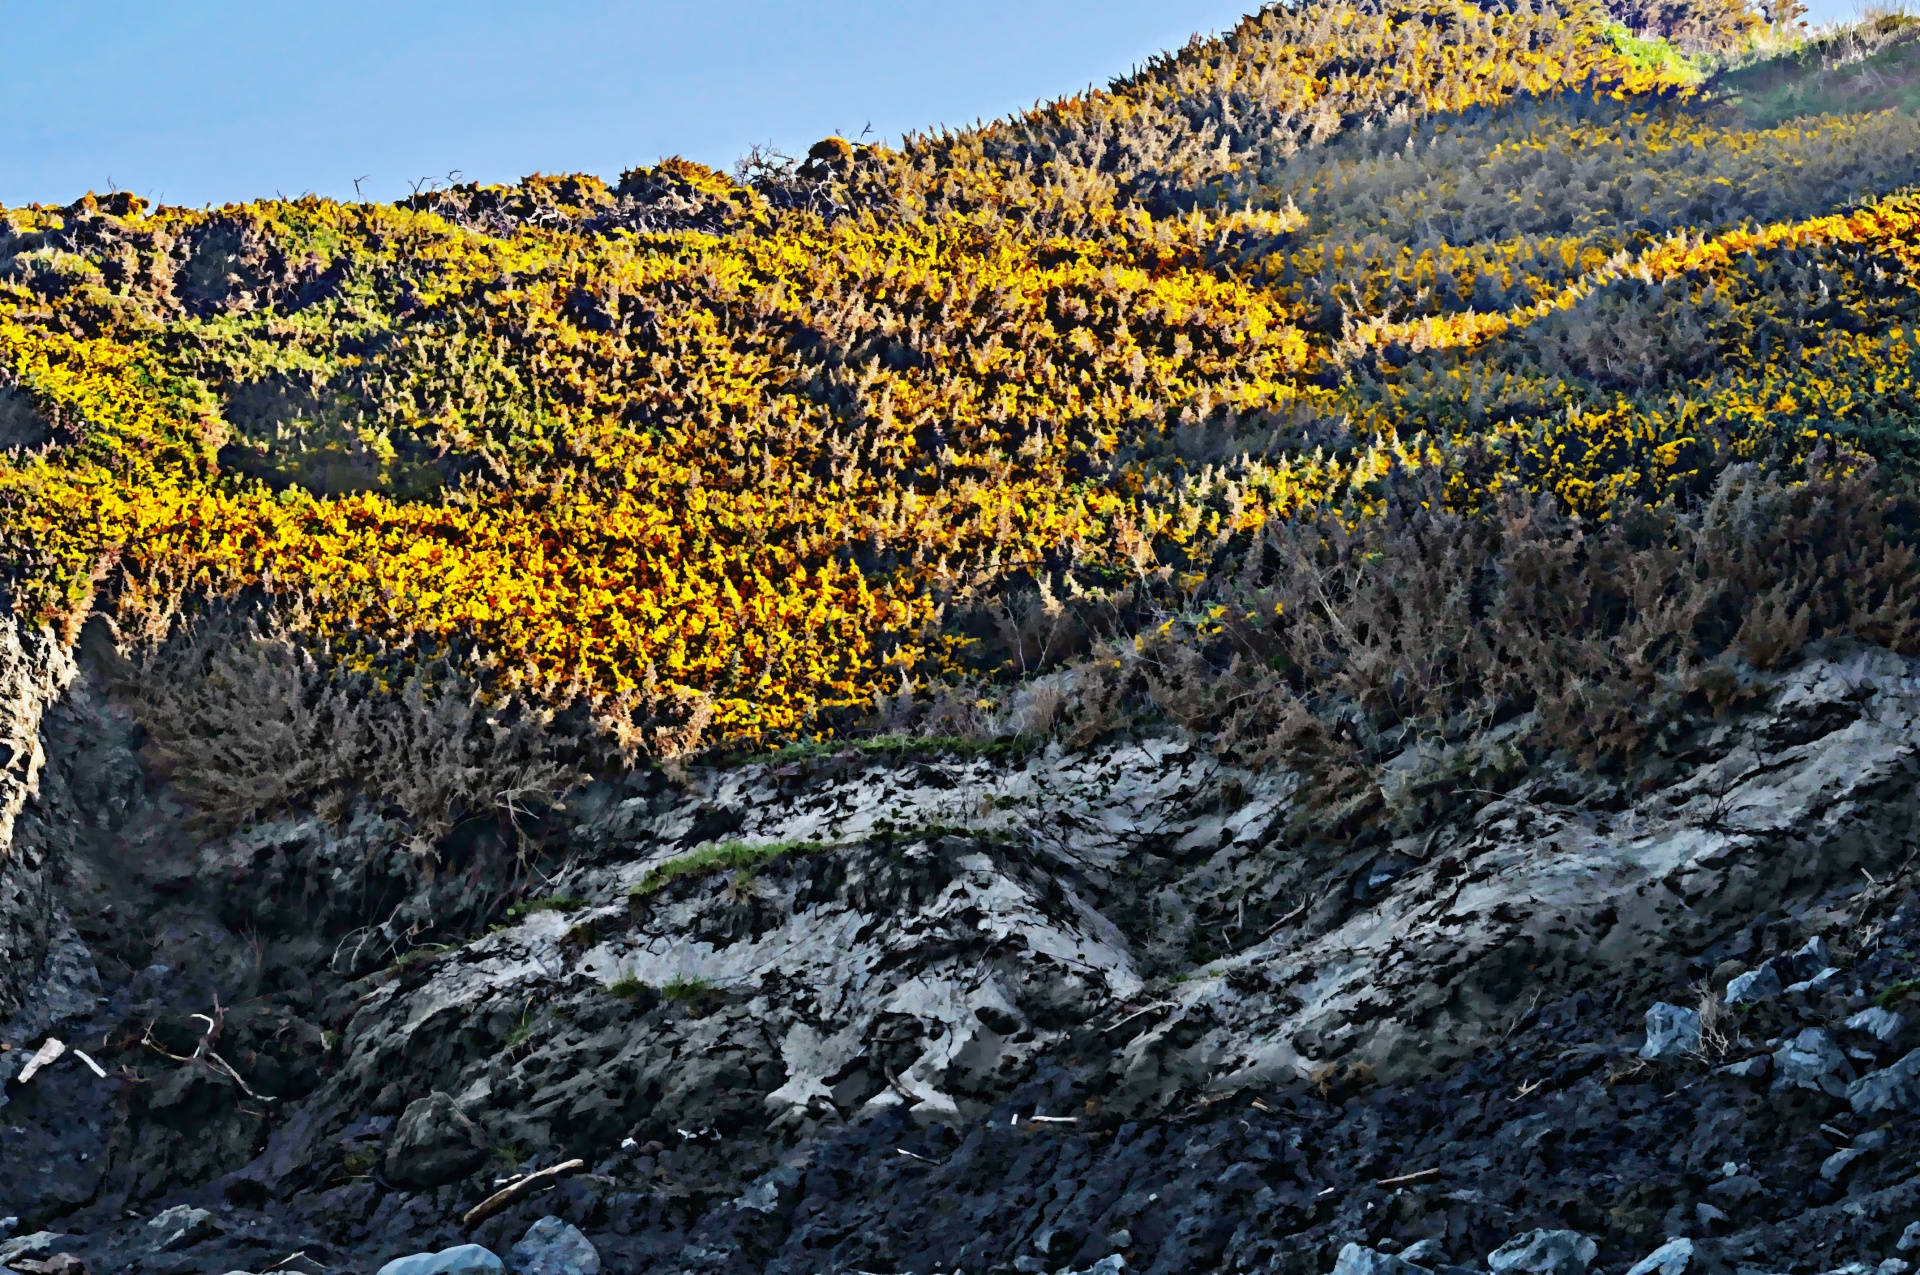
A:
[385,944,450,973]
[630,822,1018,901]
[662,975,715,1002]
[608,972,648,999]
[505,1010,535,1048]
[630,838,822,897]
[1876,977,1920,1008]
[506,895,586,920]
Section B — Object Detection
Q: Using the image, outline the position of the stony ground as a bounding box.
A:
[6,631,1920,1274]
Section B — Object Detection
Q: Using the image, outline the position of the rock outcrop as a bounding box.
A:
[0,618,77,1020]
[6,642,1920,1272]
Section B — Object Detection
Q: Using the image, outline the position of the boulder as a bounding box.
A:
[1486,1230,1597,1275]
[1061,1260,1127,1275]
[1641,1002,1703,1061]
[1784,967,1843,995]
[1704,1173,1765,1204]
[1820,1146,1866,1181]
[1784,935,1832,982]
[1725,963,1785,1006]
[1847,1006,1906,1043]
[1849,1048,1920,1115]
[1625,1238,1697,1275]
[375,1244,505,1275]
[143,1205,215,1252]
[384,1092,488,1189]
[1716,1055,1769,1082]
[0,1234,64,1267]
[1772,1028,1853,1097]
[509,1217,600,1275]
[1333,1244,1433,1275]
[1400,1240,1445,1265]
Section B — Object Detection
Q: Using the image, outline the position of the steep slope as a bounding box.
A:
[10,4,1920,1275]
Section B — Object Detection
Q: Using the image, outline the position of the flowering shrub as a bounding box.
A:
[0,0,1915,768]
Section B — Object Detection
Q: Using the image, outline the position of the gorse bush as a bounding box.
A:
[3,0,1920,813]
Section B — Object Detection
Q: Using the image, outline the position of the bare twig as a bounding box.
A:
[140,999,273,1101]
[462,1158,584,1228]
[1375,1166,1442,1187]
[1499,989,1545,1044]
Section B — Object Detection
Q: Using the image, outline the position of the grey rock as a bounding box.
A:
[1641,1002,1702,1061]
[1901,1221,1920,1252]
[384,1091,488,1189]
[1785,967,1844,995]
[375,1245,505,1275]
[1771,1028,1853,1096]
[1819,1146,1866,1181]
[510,1217,600,1275]
[1696,1203,1729,1226]
[1847,1006,1906,1043]
[0,1218,13,1238]
[1726,963,1785,1006]
[1705,1174,1765,1204]
[732,1163,804,1214]
[1334,1244,1434,1275]
[1854,1127,1890,1153]
[1717,1055,1770,1081]
[1061,1260,1127,1275]
[1881,1262,1912,1275]
[1626,1238,1697,1275]
[1486,1230,1597,1275]
[1849,1048,1920,1114]
[1785,935,1833,981]
[1033,1225,1079,1260]
[1401,1240,1446,1265]
[0,1233,62,1267]
[144,1204,216,1252]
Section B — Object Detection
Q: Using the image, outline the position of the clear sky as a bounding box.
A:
[0,1,1259,210]
[0,0,1867,212]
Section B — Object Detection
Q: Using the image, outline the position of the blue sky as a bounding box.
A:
[0,0,1865,211]
[0,2,1256,209]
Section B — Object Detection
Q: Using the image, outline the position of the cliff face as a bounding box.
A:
[0,619,77,1020]
[5,641,1920,1273]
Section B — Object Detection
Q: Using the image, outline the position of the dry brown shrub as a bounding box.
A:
[122,606,583,847]
[1102,451,1920,780]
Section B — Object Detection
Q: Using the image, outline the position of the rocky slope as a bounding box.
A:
[6,640,1920,1273]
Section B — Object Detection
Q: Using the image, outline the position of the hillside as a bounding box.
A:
[7,3,1920,1274]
